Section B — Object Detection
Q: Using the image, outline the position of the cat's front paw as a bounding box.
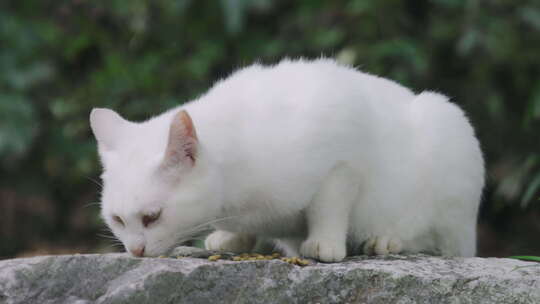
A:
[363,236,403,255]
[300,238,346,262]
[205,230,255,253]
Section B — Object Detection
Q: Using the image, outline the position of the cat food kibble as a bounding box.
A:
[222,252,309,265]
[208,255,221,261]
[280,256,310,266]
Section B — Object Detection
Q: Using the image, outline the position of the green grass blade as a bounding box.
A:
[509,256,540,262]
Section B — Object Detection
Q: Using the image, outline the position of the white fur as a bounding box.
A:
[90,58,484,261]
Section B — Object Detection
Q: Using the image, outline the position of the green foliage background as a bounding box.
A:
[1,0,539,257]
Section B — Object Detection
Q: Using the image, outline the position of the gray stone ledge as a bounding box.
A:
[1,253,539,304]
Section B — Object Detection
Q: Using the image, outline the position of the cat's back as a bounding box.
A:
[199,58,413,112]
[186,59,418,185]
[190,58,415,140]
[184,59,422,167]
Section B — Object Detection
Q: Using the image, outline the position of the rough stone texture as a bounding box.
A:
[1,251,539,304]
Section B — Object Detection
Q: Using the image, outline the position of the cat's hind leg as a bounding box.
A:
[363,236,403,255]
[435,222,476,257]
[205,230,256,253]
[300,162,359,262]
[274,238,302,257]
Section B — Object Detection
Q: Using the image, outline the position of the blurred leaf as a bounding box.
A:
[311,28,345,49]
[49,98,77,119]
[10,62,55,90]
[431,0,466,9]
[370,39,427,75]
[457,28,480,56]
[0,94,37,162]
[496,156,538,202]
[346,0,375,14]
[185,41,225,80]
[486,93,505,121]
[518,7,540,31]
[521,172,540,207]
[336,48,357,66]
[530,84,540,119]
[262,40,286,57]
[220,0,248,35]
[65,35,93,61]
[522,83,540,129]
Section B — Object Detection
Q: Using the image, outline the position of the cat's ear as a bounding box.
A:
[89,108,128,151]
[162,110,198,169]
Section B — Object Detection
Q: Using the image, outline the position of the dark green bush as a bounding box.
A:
[1,0,538,257]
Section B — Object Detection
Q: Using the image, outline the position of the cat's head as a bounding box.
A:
[90,108,222,257]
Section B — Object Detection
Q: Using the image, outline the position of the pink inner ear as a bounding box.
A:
[164,110,198,167]
[178,110,197,141]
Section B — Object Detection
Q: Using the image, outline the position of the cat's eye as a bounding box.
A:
[112,215,124,227]
[142,210,161,228]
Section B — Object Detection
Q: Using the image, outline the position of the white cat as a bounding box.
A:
[90,58,484,262]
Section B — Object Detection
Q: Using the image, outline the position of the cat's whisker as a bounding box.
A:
[164,216,240,250]
[85,176,103,189]
[97,232,124,249]
[172,215,239,239]
[100,227,116,236]
[83,201,101,208]
[177,226,213,238]
[97,233,118,240]
[106,243,124,250]
[171,226,211,244]
[157,229,205,250]
[105,242,123,248]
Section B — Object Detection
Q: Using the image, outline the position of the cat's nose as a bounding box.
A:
[130,245,145,257]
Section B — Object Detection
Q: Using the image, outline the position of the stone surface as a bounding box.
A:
[1,250,539,304]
